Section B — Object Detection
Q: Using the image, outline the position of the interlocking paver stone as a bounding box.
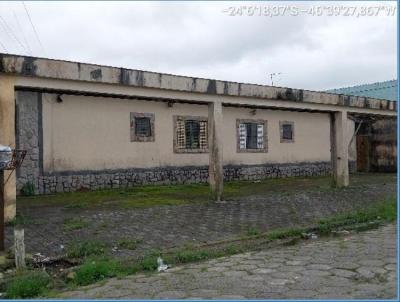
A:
[60,223,397,299]
[6,178,395,259]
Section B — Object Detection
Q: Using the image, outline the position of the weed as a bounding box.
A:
[6,214,30,227]
[138,255,159,271]
[6,271,51,298]
[66,240,107,259]
[64,203,87,209]
[63,217,89,231]
[117,238,142,250]
[246,227,261,236]
[20,182,35,196]
[266,228,305,240]
[317,198,396,234]
[72,258,124,286]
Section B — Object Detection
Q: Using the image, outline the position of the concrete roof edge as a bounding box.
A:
[0,53,396,112]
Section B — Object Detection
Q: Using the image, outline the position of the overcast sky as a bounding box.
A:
[0,1,397,90]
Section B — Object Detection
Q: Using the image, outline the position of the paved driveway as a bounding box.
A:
[60,223,397,299]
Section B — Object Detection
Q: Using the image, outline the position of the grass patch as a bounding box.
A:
[17,173,396,210]
[63,217,89,231]
[72,258,124,286]
[66,240,107,259]
[117,238,142,250]
[266,228,306,240]
[317,198,396,234]
[70,244,245,286]
[6,271,51,298]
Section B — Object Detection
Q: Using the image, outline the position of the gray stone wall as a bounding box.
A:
[15,90,355,195]
[15,91,41,193]
[36,162,334,194]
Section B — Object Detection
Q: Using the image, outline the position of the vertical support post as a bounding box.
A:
[14,227,26,269]
[330,111,349,187]
[0,75,17,222]
[208,101,224,201]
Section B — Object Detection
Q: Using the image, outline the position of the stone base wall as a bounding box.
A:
[31,161,335,194]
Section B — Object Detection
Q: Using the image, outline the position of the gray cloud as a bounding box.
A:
[0,1,396,90]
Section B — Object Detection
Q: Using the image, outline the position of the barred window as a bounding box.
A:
[280,121,294,143]
[130,113,155,142]
[237,119,267,152]
[135,117,151,137]
[175,116,208,153]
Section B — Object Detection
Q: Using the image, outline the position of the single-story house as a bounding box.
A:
[0,53,396,221]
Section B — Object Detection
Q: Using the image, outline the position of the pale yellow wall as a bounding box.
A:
[222,107,331,165]
[42,93,339,172]
[42,94,209,172]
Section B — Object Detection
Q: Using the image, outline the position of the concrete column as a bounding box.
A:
[208,101,223,201]
[330,110,349,187]
[0,75,16,222]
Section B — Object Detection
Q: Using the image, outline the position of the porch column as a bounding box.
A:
[0,75,17,222]
[330,110,349,187]
[208,101,224,201]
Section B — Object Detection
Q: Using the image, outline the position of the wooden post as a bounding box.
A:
[14,227,26,269]
[0,171,4,251]
[330,111,349,187]
[208,101,224,201]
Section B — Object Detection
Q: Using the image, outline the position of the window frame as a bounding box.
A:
[130,112,155,142]
[236,119,268,153]
[173,115,209,153]
[280,121,295,143]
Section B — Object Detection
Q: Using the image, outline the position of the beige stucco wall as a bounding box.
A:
[41,93,352,172]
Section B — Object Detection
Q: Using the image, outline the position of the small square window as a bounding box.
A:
[135,117,151,137]
[174,116,208,153]
[130,113,155,142]
[280,121,294,143]
[237,119,267,153]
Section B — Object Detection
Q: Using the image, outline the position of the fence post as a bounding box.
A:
[14,227,26,269]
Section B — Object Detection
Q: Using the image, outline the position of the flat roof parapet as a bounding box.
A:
[0,53,396,112]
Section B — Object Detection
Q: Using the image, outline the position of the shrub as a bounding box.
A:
[6,271,50,298]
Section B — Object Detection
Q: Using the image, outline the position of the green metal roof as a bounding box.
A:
[326,80,397,101]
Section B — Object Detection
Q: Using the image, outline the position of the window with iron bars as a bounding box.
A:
[175,116,208,153]
[135,117,152,137]
[130,112,155,142]
[237,119,267,152]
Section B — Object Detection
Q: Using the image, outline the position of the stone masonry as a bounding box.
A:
[15,91,41,193]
